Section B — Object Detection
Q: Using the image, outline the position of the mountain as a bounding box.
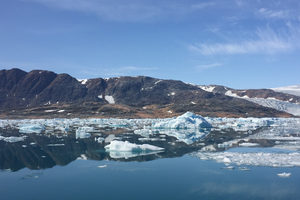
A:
[0,68,296,118]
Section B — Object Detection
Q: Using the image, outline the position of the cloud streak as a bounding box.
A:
[189,27,300,55]
[258,8,288,19]
[196,63,223,70]
[22,0,216,22]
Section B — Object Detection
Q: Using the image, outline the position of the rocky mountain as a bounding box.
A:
[0,68,296,118]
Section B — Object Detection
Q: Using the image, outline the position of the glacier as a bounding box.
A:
[200,85,300,116]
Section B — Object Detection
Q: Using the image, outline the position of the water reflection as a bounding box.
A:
[0,125,300,172]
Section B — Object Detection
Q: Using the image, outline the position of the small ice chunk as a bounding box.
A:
[221,166,234,170]
[98,165,107,168]
[239,167,250,171]
[277,172,291,178]
[239,143,260,147]
[223,157,231,163]
[95,137,105,143]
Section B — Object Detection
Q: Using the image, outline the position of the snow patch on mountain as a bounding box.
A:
[105,96,115,104]
[199,85,215,92]
[77,79,88,85]
[97,95,115,104]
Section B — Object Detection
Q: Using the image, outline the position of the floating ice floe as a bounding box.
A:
[105,141,164,159]
[239,143,260,147]
[19,124,45,133]
[191,151,300,167]
[0,136,27,143]
[277,172,291,178]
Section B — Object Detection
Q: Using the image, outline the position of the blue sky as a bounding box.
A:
[1,0,299,89]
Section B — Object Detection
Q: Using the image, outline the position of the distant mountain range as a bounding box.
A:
[0,68,299,118]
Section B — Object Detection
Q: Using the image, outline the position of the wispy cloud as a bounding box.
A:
[196,63,223,70]
[258,8,288,19]
[189,26,300,55]
[22,0,216,22]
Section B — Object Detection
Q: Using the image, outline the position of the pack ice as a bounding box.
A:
[1,112,300,146]
[191,151,300,168]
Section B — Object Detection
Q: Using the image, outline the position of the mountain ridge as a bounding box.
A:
[0,68,297,118]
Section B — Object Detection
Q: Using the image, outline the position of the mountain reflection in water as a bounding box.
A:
[1,124,299,172]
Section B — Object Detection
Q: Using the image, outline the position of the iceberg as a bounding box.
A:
[152,112,213,129]
[105,141,164,159]
[105,141,164,152]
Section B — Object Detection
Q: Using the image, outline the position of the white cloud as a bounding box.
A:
[189,27,300,55]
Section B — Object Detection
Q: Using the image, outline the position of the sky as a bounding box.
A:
[0,0,300,89]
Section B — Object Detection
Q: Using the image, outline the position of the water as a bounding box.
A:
[0,125,300,199]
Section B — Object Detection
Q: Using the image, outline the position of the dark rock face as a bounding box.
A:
[0,69,105,110]
[0,68,296,118]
